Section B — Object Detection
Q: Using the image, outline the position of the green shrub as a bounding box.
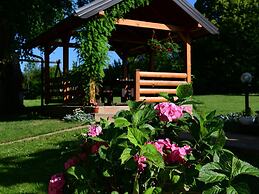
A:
[50,88,259,194]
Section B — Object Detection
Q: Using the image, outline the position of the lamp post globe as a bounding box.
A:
[241,72,252,84]
[240,72,252,116]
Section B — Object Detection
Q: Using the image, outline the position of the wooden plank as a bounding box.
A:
[140,88,176,94]
[139,80,187,86]
[139,71,187,79]
[138,96,167,102]
[115,19,183,32]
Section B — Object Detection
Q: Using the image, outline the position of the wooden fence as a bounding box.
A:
[135,70,188,102]
[48,77,84,104]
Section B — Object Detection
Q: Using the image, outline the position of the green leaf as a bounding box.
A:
[198,162,228,184]
[210,129,226,150]
[66,166,79,179]
[219,149,234,172]
[66,166,87,180]
[127,127,146,147]
[176,83,193,99]
[202,185,223,194]
[111,191,119,194]
[206,110,216,120]
[127,100,143,112]
[132,106,156,127]
[88,136,105,142]
[226,186,238,194]
[120,148,132,164]
[114,117,131,128]
[103,170,111,177]
[213,151,220,162]
[98,145,108,160]
[74,187,88,194]
[159,92,174,102]
[139,123,154,131]
[232,182,250,194]
[133,175,139,194]
[232,157,259,178]
[141,144,165,169]
[171,175,181,184]
[144,187,162,194]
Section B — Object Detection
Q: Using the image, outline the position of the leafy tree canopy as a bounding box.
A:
[193,0,259,93]
[0,0,73,59]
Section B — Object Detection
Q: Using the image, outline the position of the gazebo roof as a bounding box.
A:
[26,0,218,55]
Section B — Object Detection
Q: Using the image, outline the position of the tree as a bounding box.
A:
[193,0,259,93]
[0,0,73,115]
[23,62,41,99]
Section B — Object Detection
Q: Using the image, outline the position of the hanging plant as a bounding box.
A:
[147,38,183,72]
[77,0,152,104]
[147,38,180,58]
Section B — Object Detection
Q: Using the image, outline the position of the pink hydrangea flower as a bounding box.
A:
[182,105,192,114]
[148,139,192,164]
[154,102,184,122]
[48,173,65,194]
[167,143,192,164]
[64,156,80,170]
[134,154,147,173]
[88,125,102,137]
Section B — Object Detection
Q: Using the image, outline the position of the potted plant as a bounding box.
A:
[89,99,99,113]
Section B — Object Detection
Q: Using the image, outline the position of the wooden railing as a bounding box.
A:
[48,77,85,104]
[135,70,188,102]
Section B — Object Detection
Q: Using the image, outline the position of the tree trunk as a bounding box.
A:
[0,19,24,116]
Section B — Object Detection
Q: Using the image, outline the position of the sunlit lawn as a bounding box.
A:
[0,118,81,143]
[0,130,83,193]
[193,95,259,115]
[23,99,41,107]
[25,95,259,115]
[1,95,258,193]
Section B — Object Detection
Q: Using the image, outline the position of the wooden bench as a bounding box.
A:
[135,70,188,102]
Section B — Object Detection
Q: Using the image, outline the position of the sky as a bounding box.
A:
[21,0,197,71]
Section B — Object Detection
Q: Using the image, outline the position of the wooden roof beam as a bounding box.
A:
[115,18,184,32]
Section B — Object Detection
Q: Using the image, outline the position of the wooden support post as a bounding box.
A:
[179,33,192,83]
[63,36,69,75]
[44,46,50,104]
[135,69,140,101]
[62,36,70,103]
[186,36,192,83]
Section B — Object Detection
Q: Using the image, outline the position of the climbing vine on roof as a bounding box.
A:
[78,0,152,103]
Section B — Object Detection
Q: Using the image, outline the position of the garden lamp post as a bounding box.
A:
[240,72,252,116]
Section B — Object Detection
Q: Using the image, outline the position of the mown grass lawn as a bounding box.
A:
[1,95,259,193]
[194,95,259,114]
[0,130,83,194]
[0,118,81,143]
[23,99,41,107]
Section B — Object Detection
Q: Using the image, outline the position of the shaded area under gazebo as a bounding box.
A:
[25,0,218,110]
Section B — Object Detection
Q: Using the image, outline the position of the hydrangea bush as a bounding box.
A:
[49,85,259,194]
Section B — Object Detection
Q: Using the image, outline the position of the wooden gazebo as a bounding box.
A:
[26,0,218,104]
